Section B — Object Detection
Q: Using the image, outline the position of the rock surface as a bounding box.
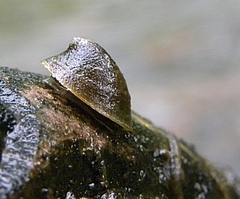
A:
[0,66,239,198]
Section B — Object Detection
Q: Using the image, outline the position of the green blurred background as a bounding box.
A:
[1,1,240,176]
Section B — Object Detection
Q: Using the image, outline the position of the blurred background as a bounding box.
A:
[0,1,240,176]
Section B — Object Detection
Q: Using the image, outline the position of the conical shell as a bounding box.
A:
[41,37,132,131]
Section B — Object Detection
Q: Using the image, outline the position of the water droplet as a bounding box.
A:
[65,191,76,199]
[88,182,95,189]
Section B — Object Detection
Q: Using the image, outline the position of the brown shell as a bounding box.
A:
[41,37,132,131]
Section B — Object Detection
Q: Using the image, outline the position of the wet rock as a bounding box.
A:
[0,67,239,198]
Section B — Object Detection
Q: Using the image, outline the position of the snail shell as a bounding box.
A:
[41,37,132,131]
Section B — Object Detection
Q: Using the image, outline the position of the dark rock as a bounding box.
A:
[0,67,239,199]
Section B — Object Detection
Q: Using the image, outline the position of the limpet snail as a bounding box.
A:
[41,37,132,131]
